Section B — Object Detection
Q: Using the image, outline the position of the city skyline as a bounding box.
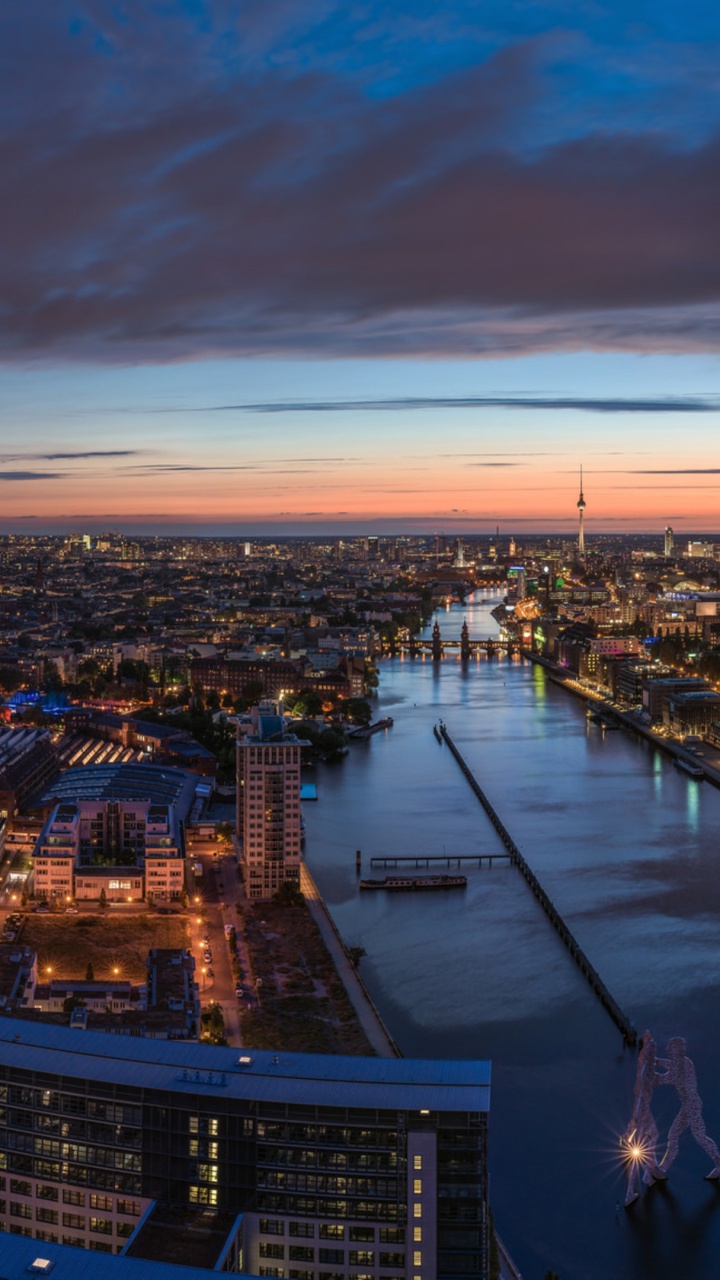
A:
[2,2,719,533]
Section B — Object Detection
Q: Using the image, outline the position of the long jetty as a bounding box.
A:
[439,723,636,1047]
[371,853,511,868]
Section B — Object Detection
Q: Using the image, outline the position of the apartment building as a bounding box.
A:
[0,1022,490,1279]
[237,706,303,901]
[32,799,184,902]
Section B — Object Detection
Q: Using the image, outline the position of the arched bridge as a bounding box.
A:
[382,620,518,659]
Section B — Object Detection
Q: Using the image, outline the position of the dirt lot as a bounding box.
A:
[21,914,190,982]
[237,900,373,1055]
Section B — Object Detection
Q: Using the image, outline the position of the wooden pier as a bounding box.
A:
[371,853,511,868]
[439,723,637,1047]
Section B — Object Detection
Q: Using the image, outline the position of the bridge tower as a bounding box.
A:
[460,619,471,661]
[432,620,442,661]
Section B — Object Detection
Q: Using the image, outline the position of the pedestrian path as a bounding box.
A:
[300,864,401,1058]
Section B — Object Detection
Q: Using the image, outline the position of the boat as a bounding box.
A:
[359,874,467,891]
[349,717,394,740]
[674,758,704,779]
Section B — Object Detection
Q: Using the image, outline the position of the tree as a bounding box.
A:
[216,822,234,846]
[348,946,366,968]
[42,660,63,692]
[273,880,305,907]
[99,888,107,910]
[340,697,372,726]
[86,962,94,981]
[0,666,21,693]
[241,680,265,704]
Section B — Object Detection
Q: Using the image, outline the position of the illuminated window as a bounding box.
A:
[413,1179,422,1194]
[413,1228,422,1242]
[413,1155,423,1170]
[413,1205,422,1219]
[414,1254,423,1268]
[189,1185,218,1205]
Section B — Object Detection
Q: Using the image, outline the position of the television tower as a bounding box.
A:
[577,465,586,558]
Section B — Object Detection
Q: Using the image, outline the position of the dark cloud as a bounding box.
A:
[629,468,720,474]
[0,450,139,461]
[0,471,65,481]
[1,8,719,359]
[206,396,720,414]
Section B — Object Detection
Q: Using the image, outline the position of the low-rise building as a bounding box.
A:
[663,690,720,736]
[642,677,710,723]
[32,799,184,903]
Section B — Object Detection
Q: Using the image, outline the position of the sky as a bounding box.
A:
[1,0,719,536]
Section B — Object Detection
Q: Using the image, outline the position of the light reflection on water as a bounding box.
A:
[303,593,720,1280]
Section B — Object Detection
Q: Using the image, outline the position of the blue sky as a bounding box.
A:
[1,1,718,533]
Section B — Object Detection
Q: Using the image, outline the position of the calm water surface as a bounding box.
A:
[303,593,720,1280]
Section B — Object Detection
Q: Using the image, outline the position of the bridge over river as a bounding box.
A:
[382,618,518,659]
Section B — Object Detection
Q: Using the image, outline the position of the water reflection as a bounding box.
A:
[303,593,720,1280]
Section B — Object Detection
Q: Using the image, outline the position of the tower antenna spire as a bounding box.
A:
[577,465,586,558]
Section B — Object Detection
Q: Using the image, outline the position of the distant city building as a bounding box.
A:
[642,677,710,723]
[663,689,720,736]
[686,540,716,558]
[0,726,58,826]
[237,703,303,900]
[664,525,674,557]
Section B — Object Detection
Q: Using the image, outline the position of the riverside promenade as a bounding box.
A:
[523,649,720,789]
[300,863,402,1058]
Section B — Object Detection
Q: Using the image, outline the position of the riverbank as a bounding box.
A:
[300,863,402,1058]
[522,648,720,789]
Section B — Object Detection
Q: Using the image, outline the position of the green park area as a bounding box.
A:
[21,914,190,983]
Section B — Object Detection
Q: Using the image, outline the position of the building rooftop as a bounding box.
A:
[34,762,199,819]
[0,1232,247,1280]
[0,1017,491,1112]
[126,1204,240,1269]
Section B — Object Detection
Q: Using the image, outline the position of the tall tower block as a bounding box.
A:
[664,526,674,557]
[577,465,586,558]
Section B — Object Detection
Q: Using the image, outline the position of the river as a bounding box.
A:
[303,592,720,1280]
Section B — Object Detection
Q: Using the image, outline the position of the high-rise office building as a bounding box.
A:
[237,704,302,901]
[664,526,674,557]
[0,1022,491,1280]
